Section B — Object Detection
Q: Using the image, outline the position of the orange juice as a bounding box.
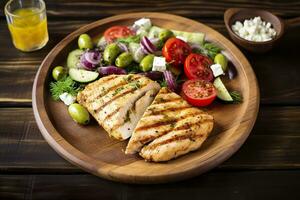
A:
[8,8,48,52]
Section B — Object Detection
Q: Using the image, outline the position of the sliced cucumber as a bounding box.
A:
[69,68,99,83]
[148,26,205,44]
[128,42,145,63]
[213,77,233,101]
[172,30,205,45]
[67,49,84,68]
[148,26,164,38]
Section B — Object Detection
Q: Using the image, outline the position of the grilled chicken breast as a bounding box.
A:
[125,87,213,162]
[77,74,160,140]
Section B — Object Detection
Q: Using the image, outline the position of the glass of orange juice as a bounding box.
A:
[5,0,48,52]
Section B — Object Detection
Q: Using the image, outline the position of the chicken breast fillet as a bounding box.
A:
[126,87,214,162]
[77,74,160,140]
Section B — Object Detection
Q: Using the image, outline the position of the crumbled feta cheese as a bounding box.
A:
[59,92,76,106]
[152,57,166,72]
[210,63,224,77]
[176,36,187,42]
[231,16,276,42]
[134,18,152,30]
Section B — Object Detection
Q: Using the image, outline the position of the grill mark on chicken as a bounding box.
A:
[78,75,117,104]
[144,105,192,116]
[135,112,201,132]
[102,107,121,122]
[136,118,213,145]
[108,90,151,132]
[151,97,183,105]
[85,75,116,90]
[93,81,149,113]
[86,76,142,103]
[142,132,205,152]
[158,87,170,94]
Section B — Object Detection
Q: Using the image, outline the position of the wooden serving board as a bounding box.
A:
[32,12,259,184]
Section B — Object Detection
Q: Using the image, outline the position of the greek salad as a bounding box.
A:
[50,18,241,124]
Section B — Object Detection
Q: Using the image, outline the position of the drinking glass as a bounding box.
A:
[5,0,48,52]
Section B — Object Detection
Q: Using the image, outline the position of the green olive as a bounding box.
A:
[159,29,174,42]
[68,103,90,125]
[115,52,133,68]
[52,66,66,81]
[139,54,154,72]
[103,43,121,64]
[214,53,228,71]
[78,34,93,49]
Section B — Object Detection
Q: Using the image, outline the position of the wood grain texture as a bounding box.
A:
[1,107,299,173]
[1,18,300,105]
[0,171,300,200]
[1,0,300,18]
[32,12,259,183]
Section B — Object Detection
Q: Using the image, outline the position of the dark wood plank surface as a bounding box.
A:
[1,171,300,200]
[0,0,300,198]
[1,0,300,18]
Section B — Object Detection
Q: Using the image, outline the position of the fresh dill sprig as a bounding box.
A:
[50,76,83,100]
[230,91,243,103]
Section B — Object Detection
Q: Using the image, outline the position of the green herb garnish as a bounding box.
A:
[123,74,134,82]
[159,80,167,87]
[117,35,140,44]
[50,76,83,100]
[129,81,141,90]
[112,87,124,96]
[230,91,243,103]
[193,42,222,59]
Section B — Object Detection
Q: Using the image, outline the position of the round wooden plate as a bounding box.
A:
[32,12,259,184]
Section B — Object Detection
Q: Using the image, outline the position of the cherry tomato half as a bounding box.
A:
[182,79,217,107]
[104,26,134,43]
[162,38,192,66]
[184,53,214,82]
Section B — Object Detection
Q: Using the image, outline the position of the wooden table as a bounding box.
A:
[1,0,300,199]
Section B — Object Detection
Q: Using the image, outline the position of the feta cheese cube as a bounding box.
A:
[59,92,76,106]
[210,63,224,77]
[176,36,187,42]
[134,18,152,30]
[152,56,166,72]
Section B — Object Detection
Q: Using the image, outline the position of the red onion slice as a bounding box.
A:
[84,51,101,65]
[80,50,101,70]
[139,71,163,80]
[150,37,160,46]
[117,42,129,52]
[141,45,150,54]
[227,64,237,79]
[163,70,177,91]
[98,66,127,75]
[140,36,156,54]
[80,54,95,70]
